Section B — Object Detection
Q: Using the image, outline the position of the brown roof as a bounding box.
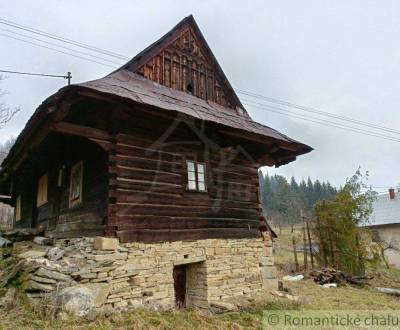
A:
[1,16,312,173]
[78,69,310,150]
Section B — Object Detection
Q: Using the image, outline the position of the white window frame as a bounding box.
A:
[186,160,207,192]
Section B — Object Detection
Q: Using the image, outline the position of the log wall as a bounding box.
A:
[109,129,263,243]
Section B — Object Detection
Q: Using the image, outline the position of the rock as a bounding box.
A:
[0,236,11,248]
[25,258,62,270]
[128,299,143,308]
[0,287,17,309]
[2,228,44,242]
[30,275,57,284]
[0,260,25,288]
[58,283,110,316]
[90,253,127,262]
[33,236,52,245]
[285,294,299,302]
[321,283,337,288]
[376,287,400,296]
[271,290,299,302]
[261,266,276,279]
[26,280,55,292]
[210,301,238,314]
[17,250,47,259]
[94,237,119,251]
[282,274,304,281]
[57,311,69,321]
[47,247,65,261]
[35,267,73,282]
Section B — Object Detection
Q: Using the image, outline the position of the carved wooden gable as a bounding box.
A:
[122,16,243,111]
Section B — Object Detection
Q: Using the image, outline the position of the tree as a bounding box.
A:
[258,173,337,229]
[0,136,16,163]
[0,75,20,129]
[314,169,377,275]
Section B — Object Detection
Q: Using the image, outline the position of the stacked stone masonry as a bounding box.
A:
[20,235,277,312]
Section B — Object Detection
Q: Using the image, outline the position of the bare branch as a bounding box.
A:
[0,75,19,129]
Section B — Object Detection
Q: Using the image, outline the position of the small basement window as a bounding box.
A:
[69,161,83,207]
[37,173,48,207]
[15,195,21,222]
[186,160,206,192]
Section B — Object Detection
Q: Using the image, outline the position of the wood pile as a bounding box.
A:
[309,268,372,286]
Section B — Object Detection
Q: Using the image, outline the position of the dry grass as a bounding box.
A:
[0,296,297,330]
[1,229,400,329]
[286,280,400,311]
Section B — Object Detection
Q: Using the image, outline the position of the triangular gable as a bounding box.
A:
[118,15,244,111]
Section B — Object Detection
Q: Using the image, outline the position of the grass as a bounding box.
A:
[1,229,400,329]
[0,297,298,330]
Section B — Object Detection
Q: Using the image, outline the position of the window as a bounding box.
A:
[69,161,83,207]
[57,167,63,187]
[186,160,206,192]
[37,173,48,207]
[15,195,21,222]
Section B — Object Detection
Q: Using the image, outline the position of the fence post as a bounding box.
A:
[302,223,308,271]
[292,236,299,272]
[306,219,314,269]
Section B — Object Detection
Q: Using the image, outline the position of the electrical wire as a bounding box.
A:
[0,27,124,66]
[238,89,400,136]
[243,100,400,143]
[0,69,68,79]
[0,33,116,68]
[0,18,129,60]
[2,17,400,144]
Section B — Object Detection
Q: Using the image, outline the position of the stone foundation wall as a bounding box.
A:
[19,234,277,313]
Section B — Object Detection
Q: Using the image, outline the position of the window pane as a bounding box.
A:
[198,173,205,183]
[188,180,197,190]
[188,171,196,181]
[197,163,205,173]
[187,161,195,172]
[198,182,206,191]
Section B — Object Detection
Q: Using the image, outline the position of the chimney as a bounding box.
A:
[389,188,395,200]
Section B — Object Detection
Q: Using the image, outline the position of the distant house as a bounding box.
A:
[366,188,400,267]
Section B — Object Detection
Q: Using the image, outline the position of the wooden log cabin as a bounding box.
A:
[0,15,312,243]
[0,16,313,309]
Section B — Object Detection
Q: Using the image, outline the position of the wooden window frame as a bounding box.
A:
[69,161,83,208]
[15,195,21,222]
[186,160,207,192]
[36,173,48,207]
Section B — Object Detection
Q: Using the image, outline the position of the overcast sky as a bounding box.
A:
[1,1,399,191]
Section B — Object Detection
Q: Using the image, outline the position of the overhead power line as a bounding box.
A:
[0,27,124,66]
[243,100,400,143]
[0,18,129,61]
[238,89,400,136]
[0,69,72,85]
[1,17,400,144]
[0,33,116,68]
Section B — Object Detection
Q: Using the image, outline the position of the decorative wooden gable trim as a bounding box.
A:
[120,15,243,111]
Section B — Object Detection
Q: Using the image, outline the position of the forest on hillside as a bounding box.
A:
[259,173,337,228]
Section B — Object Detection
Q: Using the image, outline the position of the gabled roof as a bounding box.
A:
[116,15,245,111]
[77,70,310,154]
[366,192,400,227]
[0,15,312,176]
